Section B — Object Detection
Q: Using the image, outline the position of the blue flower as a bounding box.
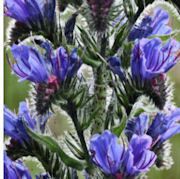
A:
[125,114,149,140]
[4,102,49,143]
[108,56,125,80]
[90,130,125,175]
[4,0,56,28]
[8,44,50,83]
[121,134,156,177]
[128,7,172,41]
[4,151,32,179]
[8,43,82,85]
[131,37,180,86]
[52,47,82,82]
[147,108,180,149]
[125,107,180,151]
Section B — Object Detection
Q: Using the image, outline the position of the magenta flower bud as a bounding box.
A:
[48,75,59,90]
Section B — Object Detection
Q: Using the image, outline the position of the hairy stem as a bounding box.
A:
[91,35,108,134]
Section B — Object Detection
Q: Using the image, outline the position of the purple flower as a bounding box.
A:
[128,7,172,41]
[147,108,180,149]
[4,102,48,143]
[8,44,50,83]
[131,37,180,86]
[52,47,82,82]
[8,43,82,85]
[4,0,56,28]
[125,114,149,140]
[90,130,125,175]
[108,56,125,80]
[4,151,32,179]
[121,134,156,177]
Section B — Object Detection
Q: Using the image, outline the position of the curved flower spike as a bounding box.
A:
[131,37,180,86]
[128,7,172,41]
[4,0,56,28]
[9,44,50,83]
[4,151,32,179]
[121,134,157,177]
[90,130,125,175]
[147,108,180,150]
[87,0,114,32]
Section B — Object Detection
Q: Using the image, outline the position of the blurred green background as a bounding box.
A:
[4,3,180,179]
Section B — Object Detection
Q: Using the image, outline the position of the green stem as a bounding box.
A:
[67,102,90,165]
[91,35,108,134]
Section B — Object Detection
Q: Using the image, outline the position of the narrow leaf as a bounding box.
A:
[26,125,86,170]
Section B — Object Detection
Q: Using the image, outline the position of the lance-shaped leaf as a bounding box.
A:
[77,48,101,68]
[109,23,128,56]
[112,108,127,137]
[25,125,87,170]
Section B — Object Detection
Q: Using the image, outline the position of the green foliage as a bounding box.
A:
[26,125,87,171]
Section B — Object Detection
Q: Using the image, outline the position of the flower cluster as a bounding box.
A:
[8,43,82,85]
[90,130,156,178]
[131,38,180,86]
[4,102,49,144]
[128,7,172,41]
[4,151,50,179]
[4,0,56,29]
[3,1,180,178]
[109,7,180,109]
[4,151,32,179]
[125,107,180,151]
[8,43,82,114]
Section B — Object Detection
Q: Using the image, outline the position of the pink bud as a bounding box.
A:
[91,5,97,10]
[152,78,157,85]
[104,1,111,7]
[45,88,54,95]
[48,75,59,90]
[116,173,123,179]
[159,73,166,81]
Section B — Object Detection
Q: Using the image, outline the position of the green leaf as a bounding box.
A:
[25,125,86,170]
[82,108,100,130]
[149,30,180,41]
[65,138,85,160]
[77,26,98,52]
[78,49,102,67]
[109,23,128,56]
[112,109,127,137]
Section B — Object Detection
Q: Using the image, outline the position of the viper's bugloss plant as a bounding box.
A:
[4,0,180,178]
